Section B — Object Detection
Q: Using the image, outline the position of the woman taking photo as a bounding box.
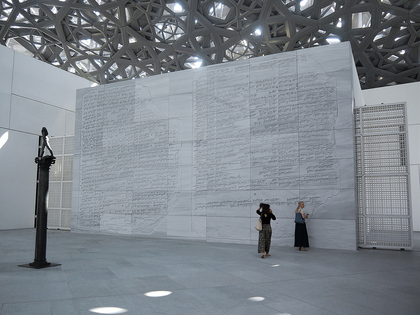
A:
[294,201,309,251]
[256,203,276,258]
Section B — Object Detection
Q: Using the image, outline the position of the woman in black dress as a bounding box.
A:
[256,203,276,258]
[294,201,309,251]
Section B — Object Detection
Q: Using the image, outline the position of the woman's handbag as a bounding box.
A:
[294,212,305,224]
[255,218,262,231]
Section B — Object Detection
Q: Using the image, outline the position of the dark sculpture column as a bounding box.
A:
[30,155,55,268]
[19,127,60,269]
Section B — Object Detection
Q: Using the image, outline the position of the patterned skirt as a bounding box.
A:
[258,224,272,253]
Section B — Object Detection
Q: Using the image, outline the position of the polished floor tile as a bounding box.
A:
[0,229,419,315]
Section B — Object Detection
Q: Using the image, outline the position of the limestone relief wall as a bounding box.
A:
[72,43,359,250]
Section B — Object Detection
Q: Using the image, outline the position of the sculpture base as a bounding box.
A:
[18,262,61,269]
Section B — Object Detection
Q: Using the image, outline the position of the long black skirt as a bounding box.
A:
[294,223,309,248]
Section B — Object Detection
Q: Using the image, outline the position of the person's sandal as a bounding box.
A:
[265,254,271,257]
[261,254,265,258]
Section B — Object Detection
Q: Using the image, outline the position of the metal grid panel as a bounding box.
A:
[362,134,407,174]
[355,105,405,127]
[63,156,73,181]
[47,136,74,230]
[356,177,364,215]
[62,182,73,209]
[365,217,412,248]
[47,182,62,208]
[61,209,72,230]
[364,176,409,216]
[48,137,64,156]
[64,136,74,155]
[355,103,412,249]
[358,216,365,245]
[49,156,63,182]
[355,136,362,176]
[47,208,61,229]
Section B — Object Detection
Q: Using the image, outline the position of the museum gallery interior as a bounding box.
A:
[1,1,420,314]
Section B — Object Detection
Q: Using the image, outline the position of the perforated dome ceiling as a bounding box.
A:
[1,0,419,89]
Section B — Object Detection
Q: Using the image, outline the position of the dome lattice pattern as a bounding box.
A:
[1,0,419,89]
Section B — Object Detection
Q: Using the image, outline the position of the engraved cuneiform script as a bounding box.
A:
[76,83,179,232]
[73,50,353,236]
[193,65,251,194]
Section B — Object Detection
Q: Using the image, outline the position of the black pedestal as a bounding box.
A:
[19,155,60,269]
[18,262,61,269]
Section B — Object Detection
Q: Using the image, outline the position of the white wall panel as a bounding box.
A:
[307,219,357,251]
[408,124,420,165]
[406,90,420,125]
[65,111,76,135]
[9,95,67,135]
[0,45,14,129]
[0,128,38,229]
[12,52,90,111]
[168,69,194,94]
[167,215,206,240]
[0,45,90,230]
[268,219,295,247]
[73,43,359,250]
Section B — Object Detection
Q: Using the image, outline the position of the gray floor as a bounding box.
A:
[0,229,419,315]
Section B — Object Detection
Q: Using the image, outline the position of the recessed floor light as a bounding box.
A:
[144,290,172,297]
[89,307,128,314]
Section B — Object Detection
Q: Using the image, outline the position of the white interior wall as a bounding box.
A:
[2,40,418,238]
[0,45,90,230]
[362,83,420,231]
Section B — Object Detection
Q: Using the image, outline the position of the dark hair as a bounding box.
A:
[262,203,270,214]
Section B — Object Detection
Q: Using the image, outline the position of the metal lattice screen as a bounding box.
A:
[47,136,74,230]
[355,104,412,249]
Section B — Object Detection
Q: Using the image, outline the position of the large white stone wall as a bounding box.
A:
[72,43,360,250]
[0,44,90,230]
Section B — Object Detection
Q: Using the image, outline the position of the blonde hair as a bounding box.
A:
[295,201,304,213]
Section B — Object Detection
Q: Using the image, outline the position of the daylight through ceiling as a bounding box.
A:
[1,0,420,89]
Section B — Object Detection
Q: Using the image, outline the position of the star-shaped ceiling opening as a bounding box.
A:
[1,0,420,89]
